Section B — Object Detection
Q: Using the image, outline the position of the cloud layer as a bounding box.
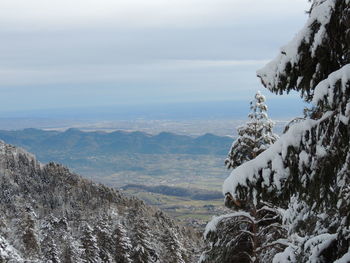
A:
[0,0,310,112]
[1,0,308,28]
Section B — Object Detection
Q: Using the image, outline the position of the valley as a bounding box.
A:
[0,128,233,228]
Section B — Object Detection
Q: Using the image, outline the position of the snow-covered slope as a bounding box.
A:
[0,140,201,262]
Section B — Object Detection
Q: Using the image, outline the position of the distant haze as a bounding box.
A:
[0,98,305,120]
[0,98,304,135]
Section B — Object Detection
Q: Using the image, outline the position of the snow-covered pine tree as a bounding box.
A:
[80,223,101,263]
[19,207,41,260]
[0,235,23,262]
[94,221,114,262]
[131,217,157,263]
[201,201,287,263]
[42,235,61,263]
[225,91,278,170]
[162,228,186,263]
[62,237,82,263]
[223,0,350,262]
[113,222,132,263]
[40,216,62,263]
[201,91,282,262]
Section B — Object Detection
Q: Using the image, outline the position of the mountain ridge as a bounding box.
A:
[0,129,233,158]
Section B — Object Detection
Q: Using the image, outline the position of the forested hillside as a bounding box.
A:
[0,140,202,262]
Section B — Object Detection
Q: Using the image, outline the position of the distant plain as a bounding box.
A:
[0,100,296,226]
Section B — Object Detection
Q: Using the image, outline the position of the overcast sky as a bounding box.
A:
[0,0,311,112]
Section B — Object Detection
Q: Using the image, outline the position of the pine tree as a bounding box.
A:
[113,223,132,263]
[40,216,62,263]
[131,217,157,263]
[19,207,41,260]
[62,237,82,263]
[80,223,100,263]
[201,202,286,263]
[201,92,282,262]
[42,235,61,263]
[162,228,186,263]
[222,0,350,262]
[94,221,114,262]
[225,91,278,169]
[0,235,23,262]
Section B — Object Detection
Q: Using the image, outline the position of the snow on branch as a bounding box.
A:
[223,117,316,198]
[203,211,255,238]
[257,0,337,98]
[223,64,350,201]
[312,63,350,108]
[334,248,350,263]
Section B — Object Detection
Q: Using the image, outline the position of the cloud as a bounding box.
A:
[0,59,268,86]
[0,0,311,111]
[167,59,270,69]
[0,0,310,29]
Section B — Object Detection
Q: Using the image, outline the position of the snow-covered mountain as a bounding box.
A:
[0,140,201,262]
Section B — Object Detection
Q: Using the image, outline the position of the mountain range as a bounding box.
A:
[0,129,233,161]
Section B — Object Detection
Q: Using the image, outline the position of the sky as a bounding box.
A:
[0,0,311,113]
